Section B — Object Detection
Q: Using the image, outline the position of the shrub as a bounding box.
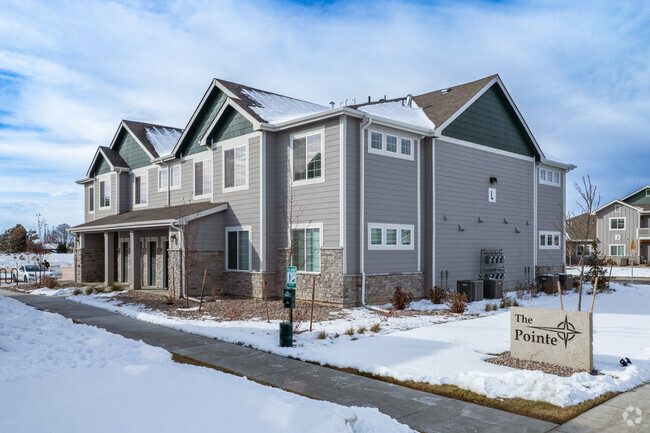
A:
[485,303,497,312]
[445,292,467,314]
[84,287,94,295]
[513,299,519,307]
[431,286,445,304]
[317,331,327,339]
[392,286,414,310]
[357,326,366,334]
[56,243,68,253]
[163,295,174,305]
[334,333,340,338]
[43,277,58,289]
[370,323,381,333]
[108,282,124,292]
[344,327,355,336]
[72,288,82,296]
[93,286,104,294]
[499,297,513,308]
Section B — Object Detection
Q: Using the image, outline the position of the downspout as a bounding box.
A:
[359,116,376,310]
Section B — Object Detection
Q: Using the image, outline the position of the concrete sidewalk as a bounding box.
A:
[6,289,639,433]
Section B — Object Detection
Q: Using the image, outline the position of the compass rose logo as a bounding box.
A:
[527,315,582,348]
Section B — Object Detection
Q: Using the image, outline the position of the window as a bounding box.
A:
[226,228,250,271]
[577,244,591,256]
[539,231,560,249]
[158,168,168,191]
[99,179,111,208]
[614,205,621,212]
[539,168,561,186]
[370,131,382,150]
[194,160,212,196]
[291,227,321,272]
[386,135,397,153]
[134,174,147,205]
[646,190,650,197]
[170,164,181,189]
[368,130,414,160]
[610,218,625,230]
[401,138,411,156]
[368,223,414,250]
[88,187,94,212]
[224,145,248,190]
[610,245,625,256]
[293,132,322,183]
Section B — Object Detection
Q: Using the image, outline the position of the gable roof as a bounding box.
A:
[85,146,130,177]
[122,120,182,158]
[620,185,650,202]
[594,199,642,215]
[567,213,597,241]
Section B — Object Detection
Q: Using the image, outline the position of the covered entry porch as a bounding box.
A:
[70,202,227,292]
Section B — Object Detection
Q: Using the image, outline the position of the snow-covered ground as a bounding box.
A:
[0,252,73,268]
[61,283,650,408]
[567,265,650,278]
[0,295,412,433]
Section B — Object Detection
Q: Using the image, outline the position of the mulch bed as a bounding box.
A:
[485,351,585,377]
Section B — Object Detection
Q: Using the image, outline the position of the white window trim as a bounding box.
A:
[169,163,181,190]
[610,244,625,256]
[222,140,249,193]
[132,167,149,208]
[88,186,95,214]
[367,223,415,250]
[189,152,213,199]
[539,167,561,187]
[225,226,252,272]
[98,174,112,209]
[614,205,621,212]
[290,222,323,275]
[367,129,415,161]
[577,244,592,257]
[646,190,650,197]
[539,230,561,249]
[290,128,326,187]
[609,217,626,231]
[157,166,168,192]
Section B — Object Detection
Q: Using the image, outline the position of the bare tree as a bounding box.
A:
[572,176,600,311]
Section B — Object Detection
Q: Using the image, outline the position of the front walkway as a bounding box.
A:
[6,288,636,433]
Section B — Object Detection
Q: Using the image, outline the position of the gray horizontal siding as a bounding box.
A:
[119,172,131,213]
[435,139,534,290]
[536,164,564,267]
[596,203,638,257]
[346,116,360,274]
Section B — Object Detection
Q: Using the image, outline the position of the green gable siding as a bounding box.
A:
[95,157,110,175]
[209,106,254,143]
[177,90,228,156]
[624,189,650,205]
[114,132,150,169]
[442,84,537,158]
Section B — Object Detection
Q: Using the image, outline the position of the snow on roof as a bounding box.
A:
[358,101,435,130]
[240,88,328,124]
[145,126,182,156]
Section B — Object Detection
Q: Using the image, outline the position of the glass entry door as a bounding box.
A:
[149,241,156,286]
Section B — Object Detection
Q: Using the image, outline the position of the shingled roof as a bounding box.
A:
[98,146,128,169]
[122,119,183,158]
[412,75,496,128]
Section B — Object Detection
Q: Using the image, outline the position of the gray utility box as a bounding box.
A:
[558,274,573,292]
[457,280,484,302]
[483,279,503,299]
[537,274,559,293]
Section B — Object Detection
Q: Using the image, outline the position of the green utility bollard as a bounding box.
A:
[279,322,293,347]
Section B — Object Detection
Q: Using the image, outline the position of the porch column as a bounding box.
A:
[130,231,141,290]
[104,232,115,285]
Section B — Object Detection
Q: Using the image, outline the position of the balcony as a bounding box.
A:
[637,228,650,239]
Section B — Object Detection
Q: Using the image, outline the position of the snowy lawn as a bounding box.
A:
[0,295,412,433]
[0,252,73,268]
[567,265,650,278]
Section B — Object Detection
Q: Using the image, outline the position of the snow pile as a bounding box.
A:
[145,126,182,156]
[358,101,435,130]
[31,286,85,296]
[241,88,328,124]
[0,295,413,433]
[567,265,650,278]
[68,284,650,407]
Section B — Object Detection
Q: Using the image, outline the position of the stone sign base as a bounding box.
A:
[510,306,593,371]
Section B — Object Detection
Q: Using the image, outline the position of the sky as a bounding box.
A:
[0,0,649,232]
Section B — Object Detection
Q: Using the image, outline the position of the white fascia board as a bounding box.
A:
[85,147,103,178]
[260,107,363,131]
[70,220,176,233]
[76,177,94,184]
[177,203,228,225]
[593,199,642,215]
[200,99,261,147]
[540,157,576,171]
[620,185,650,202]
[171,80,219,156]
[435,75,545,159]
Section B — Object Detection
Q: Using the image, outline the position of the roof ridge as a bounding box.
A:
[122,119,183,131]
[216,78,325,107]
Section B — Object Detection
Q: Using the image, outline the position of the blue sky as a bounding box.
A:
[0,0,649,232]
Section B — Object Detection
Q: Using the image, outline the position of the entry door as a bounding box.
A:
[121,242,129,283]
[164,241,169,288]
[149,241,156,286]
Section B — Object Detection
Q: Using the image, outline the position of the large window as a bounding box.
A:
[386,135,397,153]
[368,130,414,160]
[293,132,322,183]
[291,227,320,272]
[610,245,625,256]
[194,159,212,197]
[539,168,561,186]
[539,231,560,249]
[610,218,625,230]
[99,179,111,208]
[88,186,94,212]
[170,164,181,189]
[368,223,414,250]
[226,228,250,271]
[158,168,168,191]
[134,174,147,205]
[224,145,248,190]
